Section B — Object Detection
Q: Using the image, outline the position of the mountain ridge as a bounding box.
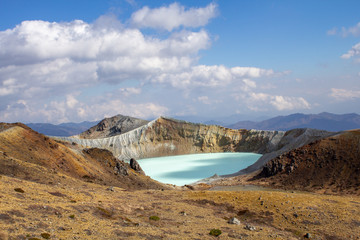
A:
[25,112,360,137]
[227,112,360,131]
[78,114,149,139]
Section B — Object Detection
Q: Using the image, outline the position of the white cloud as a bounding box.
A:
[327,27,337,36]
[341,22,360,37]
[197,96,210,104]
[0,58,98,100]
[119,87,141,97]
[0,3,311,124]
[0,78,22,96]
[341,42,360,59]
[249,92,269,101]
[152,65,276,88]
[270,96,310,111]
[130,2,217,31]
[0,87,14,96]
[328,22,360,37]
[330,88,360,101]
[1,94,168,124]
[66,95,79,109]
[231,67,274,78]
[72,98,168,121]
[0,19,209,70]
[242,79,256,92]
[330,22,360,61]
[0,15,212,122]
[244,93,310,111]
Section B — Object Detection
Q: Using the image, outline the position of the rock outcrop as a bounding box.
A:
[79,114,149,139]
[227,128,334,176]
[54,117,333,174]
[130,158,144,175]
[55,117,286,161]
[253,129,360,194]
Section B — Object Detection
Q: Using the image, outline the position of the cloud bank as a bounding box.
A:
[330,88,360,101]
[0,3,312,123]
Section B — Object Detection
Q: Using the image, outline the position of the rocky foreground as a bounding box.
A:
[1,173,360,240]
[1,119,360,239]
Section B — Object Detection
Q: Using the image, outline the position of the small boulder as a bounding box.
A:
[228,217,240,225]
[304,233,312,238]
[130,158,144,174]
[115,161,128,176]
[244,224,256,231]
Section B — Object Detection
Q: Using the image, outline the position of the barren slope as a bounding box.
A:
[1,174,360,240]
[0,123,166,190]
[249,129,360,195]
[1,123,359,239]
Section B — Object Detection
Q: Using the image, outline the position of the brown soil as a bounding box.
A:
[1,123,360,239]
[252,130,360,195]
[1,174,360,240]
[0,123,166,190]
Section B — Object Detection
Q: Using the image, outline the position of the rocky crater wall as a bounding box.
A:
[53,117,333,174]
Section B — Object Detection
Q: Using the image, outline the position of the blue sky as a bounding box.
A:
[0,0,359,123]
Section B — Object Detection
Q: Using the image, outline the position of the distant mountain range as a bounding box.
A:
[172,114,270,125]
[26,121,98,136]
[227,112,360,131]
[25,112,360,136]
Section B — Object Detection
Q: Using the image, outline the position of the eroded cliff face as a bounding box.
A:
[55,117,285,161]
[54,117,333,174]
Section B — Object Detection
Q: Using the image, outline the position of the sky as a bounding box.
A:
[0,0,360,124]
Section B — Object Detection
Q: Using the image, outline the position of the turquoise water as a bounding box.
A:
[137,152,261,186]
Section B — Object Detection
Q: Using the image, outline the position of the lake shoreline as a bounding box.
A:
[138,152,261,186]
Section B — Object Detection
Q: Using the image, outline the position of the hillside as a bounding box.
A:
[0,123,165,190]
[79,114,149,139]
[228,112,360,131]
[1,122,360,239]
[251,129,360,195]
